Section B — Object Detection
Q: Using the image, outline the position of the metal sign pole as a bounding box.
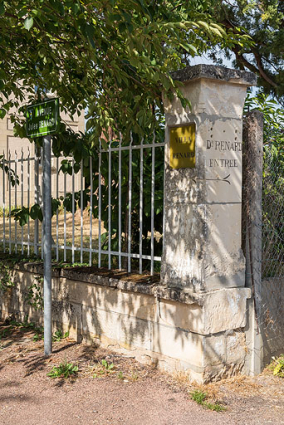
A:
[43,135,52,355]
[25,97,59,356]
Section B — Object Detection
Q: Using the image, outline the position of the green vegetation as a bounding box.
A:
[0,260,15,292]
[0,1,246,271]
[210,1,284,103]
[117,371,124,380]
[0,315,44,341]
[191,390,226,412]
[0,0,244,141]
[47,361,78,379]
[52,330,69,342]
[271,355,284,378]
[92,359,115,378]
[25,276,44,311]
[245,93,284,278]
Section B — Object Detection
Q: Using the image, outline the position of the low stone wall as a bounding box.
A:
[0,262,251,383]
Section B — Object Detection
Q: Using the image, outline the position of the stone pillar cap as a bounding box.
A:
[171,64,256,86]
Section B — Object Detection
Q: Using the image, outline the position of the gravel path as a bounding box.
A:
[1,323,284,425]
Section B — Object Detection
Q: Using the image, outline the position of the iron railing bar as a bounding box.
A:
[21,149,24,255]
[80,159,84,264]
[128,132,133,273]
[100,142,165,153]
[56,157,59,262]
[118,133,122,269]
[89,157,93,266]
[8,151,11,254]
[27,149,30,257]
[14,150,18,254]
[98,139,102,268]
[63,171,67,262]
[72,156,75,263]
[139,138,144,274]
[108,140,112,269]
[2,153,5,252]
[150,133,156,275]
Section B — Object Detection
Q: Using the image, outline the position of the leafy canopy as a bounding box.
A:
[209,1,284,104]
[0,0,246,142]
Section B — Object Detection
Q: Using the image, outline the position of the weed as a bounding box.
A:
[47,361,78,379]
[52,330,69,342]
[0,261,15,292]
[272,355,284,377]
[191,390,207,405]
[25,276,43,310]
[205,402,226,412]
[130,371,138,381]
[101,359,114,371]
[0,327,11,338]
[93,359,115,378]
[33,333,43,342]
[191,390,225,412]
[4,315,44,340]
[117,371,124,380]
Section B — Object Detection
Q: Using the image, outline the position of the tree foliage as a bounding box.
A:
[210,1,284,103]
[0,0,245,143]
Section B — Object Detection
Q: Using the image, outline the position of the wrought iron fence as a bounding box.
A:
[0,134,165,275]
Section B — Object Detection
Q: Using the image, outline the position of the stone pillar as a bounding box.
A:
[161,65,256,295]
[159,65,257,381]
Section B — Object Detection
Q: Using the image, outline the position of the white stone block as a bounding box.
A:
[202,288,251,334]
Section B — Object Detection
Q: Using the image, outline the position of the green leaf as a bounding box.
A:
[30,204,43,221]
[24,17,34,31]
[0,1,5,15]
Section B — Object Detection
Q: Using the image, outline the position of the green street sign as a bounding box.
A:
[26,98,59,138]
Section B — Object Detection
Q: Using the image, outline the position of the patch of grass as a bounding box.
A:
[191,390,207,405]
[205,401,226,412]
[191,390,226,412]
[47,361,78,379]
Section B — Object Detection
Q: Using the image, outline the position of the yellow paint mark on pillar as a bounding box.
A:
[169,124,196,169]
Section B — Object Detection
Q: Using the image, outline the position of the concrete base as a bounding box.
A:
[0,265,251,383]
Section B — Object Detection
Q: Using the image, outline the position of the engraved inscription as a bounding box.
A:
[206,140,242,152]
[208,158,237,168]
[206,136,241,169]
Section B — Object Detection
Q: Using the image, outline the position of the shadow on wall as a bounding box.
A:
[0,257,248,382]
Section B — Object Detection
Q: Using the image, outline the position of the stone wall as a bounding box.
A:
[0,263,250,383]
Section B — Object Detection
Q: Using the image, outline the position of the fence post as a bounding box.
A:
[243,110,264,375]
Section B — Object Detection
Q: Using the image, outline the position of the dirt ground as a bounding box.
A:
[1,321,284,425]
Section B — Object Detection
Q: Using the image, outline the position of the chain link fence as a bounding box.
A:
[261,144,284,362]
[243,109,284,367]
[262,150,284,279]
